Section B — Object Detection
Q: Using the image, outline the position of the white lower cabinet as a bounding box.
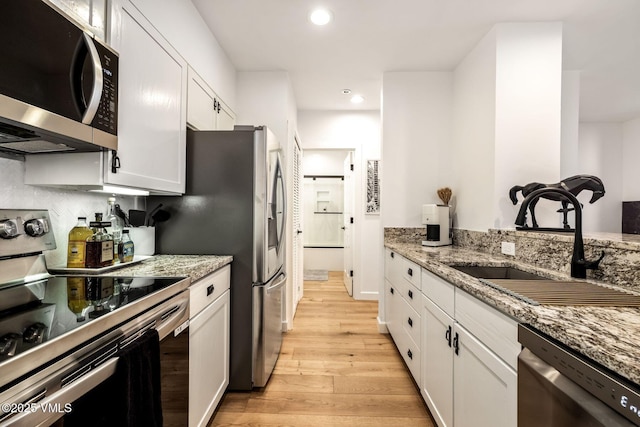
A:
[384,249,421,384]
[419,268,518,427]
[453,325,517,427]
[385,252,518,427]
[421,295,454,427]
[188,266,231,427]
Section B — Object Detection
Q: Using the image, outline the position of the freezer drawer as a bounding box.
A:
[252,271,286,388]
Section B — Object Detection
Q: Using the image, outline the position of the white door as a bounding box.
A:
[292,138,304,307]
[343,152,354,296]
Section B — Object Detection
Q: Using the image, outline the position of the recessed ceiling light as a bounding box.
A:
[342,89,351,95]
[309,8,332,26]
[351,95,364,104]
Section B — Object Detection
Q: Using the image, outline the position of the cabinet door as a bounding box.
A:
[214,97,236,130]
[422,295,454,427]
[187,67,216,131]
[453,325,517,427]
[189,290,230,427]
[108,0,187,194]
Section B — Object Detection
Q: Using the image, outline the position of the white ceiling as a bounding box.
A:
[192,0,640,122]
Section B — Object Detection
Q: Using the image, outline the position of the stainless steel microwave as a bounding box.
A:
[0,0,118,157]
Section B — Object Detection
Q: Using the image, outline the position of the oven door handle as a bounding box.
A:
[2,357,118,427]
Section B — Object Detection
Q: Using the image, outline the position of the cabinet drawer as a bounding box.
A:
[385,248,403,283]
[399,296,421,348]
[400,257,421,291]
[422,269,455,317]
[394,325,421,384]
[454,289,519,369]
[190,265,231,318]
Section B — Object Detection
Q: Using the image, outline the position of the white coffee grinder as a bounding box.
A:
[421,204,452,247]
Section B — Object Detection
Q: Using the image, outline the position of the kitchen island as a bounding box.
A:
[384,235,640,388]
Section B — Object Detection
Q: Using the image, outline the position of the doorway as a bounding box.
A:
[301,150,355,293]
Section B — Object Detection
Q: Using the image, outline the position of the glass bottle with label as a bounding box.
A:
[85,213,114,268]
[67,217,93,268]
[106,197,123,263]
[118,229,135,263]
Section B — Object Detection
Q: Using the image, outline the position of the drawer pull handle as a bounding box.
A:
[390,287,395,295]
[407,268,413,277]
[407,317,413,327]
[453,332,460,356]
[408,290,413,299]
[207,285,215,296]
[407,349,413,360]
[391,252,395,258]
[445,325,452,347]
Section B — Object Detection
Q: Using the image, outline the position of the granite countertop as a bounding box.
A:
[101,254,233,283]
[385,241,640,386]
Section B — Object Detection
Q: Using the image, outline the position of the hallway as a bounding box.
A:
[209,272,434,426]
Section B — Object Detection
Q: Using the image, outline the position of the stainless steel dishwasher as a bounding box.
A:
[518,324,640,426]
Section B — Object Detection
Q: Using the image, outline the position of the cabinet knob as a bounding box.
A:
[207,285,215,296]
[390,287,394,295]
[407,349,413,360]
[407,268,413,277]
[407,317,413,327]
[408,289,413,299]
[390,252,395,258]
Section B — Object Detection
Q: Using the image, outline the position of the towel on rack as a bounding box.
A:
[64,329,163,427]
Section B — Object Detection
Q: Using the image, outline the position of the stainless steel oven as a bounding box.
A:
[0,209,190,426]
[519,324,640,426]
[0,287,189,426]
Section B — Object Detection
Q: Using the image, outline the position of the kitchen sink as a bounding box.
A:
[450,265,547,281]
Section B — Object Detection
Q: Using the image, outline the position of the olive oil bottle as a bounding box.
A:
[67,217,93,268]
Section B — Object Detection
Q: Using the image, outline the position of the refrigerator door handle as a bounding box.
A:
[267,272,286,293]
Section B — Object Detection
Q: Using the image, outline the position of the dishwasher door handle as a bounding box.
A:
[2,357,119,426]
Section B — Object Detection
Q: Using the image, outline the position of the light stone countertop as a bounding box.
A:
[100,254,233,283]
[385,240,640,387]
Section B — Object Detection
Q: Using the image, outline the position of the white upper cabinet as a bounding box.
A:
[25,0,188,194]
[187,66,236,131]
[108,0,187,194]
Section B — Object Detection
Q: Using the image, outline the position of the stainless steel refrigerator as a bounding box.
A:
[151,125,286,390]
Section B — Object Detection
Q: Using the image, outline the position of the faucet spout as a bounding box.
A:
[514,187,602,279]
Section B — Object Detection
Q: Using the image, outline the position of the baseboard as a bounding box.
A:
[377,316,389,334]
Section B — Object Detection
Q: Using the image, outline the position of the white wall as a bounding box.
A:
[382,72,454,227]
[494,23,563,230]
[561,71,581,177]
[623,117,640,201]
[452,32,496,232]
[0,158,138,267]
[125,0,237,109]
[578,123,623,232]
[451,23,564,231]
[297,111,381,301]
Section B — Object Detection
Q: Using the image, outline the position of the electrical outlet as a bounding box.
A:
[501,242,516,256]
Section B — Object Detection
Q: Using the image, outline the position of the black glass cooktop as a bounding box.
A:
[0,276,184,361]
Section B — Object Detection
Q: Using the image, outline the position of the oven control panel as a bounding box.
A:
[0,210,56,257]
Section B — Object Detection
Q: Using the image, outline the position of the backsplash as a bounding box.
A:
[0,158,138,267]
[385,226,640,291]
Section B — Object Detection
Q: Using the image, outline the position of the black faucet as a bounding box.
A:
[514,187,604,279]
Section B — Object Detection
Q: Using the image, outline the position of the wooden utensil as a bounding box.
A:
[437,187,452,205]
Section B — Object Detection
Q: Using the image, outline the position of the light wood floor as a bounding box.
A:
[208,272,435,426]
